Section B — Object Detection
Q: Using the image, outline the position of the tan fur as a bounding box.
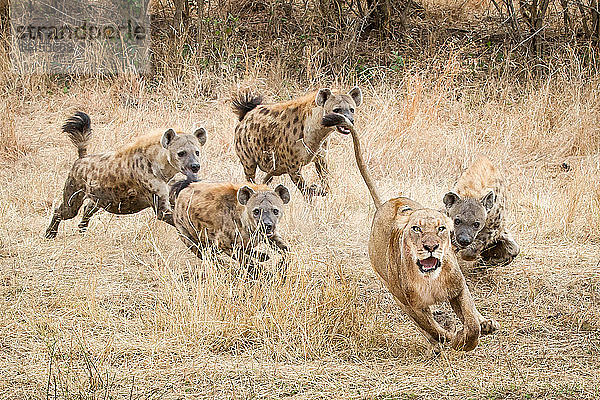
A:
[45,112,206,238]
[454,156,502,198]
[233,87,362,199]
[368,197,499,351]
[323,115,382,208]
[172,180,290,277]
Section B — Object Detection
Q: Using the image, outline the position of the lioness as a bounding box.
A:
[369,198,498,351]
[323,115,498,350]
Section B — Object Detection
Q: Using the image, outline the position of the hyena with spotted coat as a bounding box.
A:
[232,87,362,198]
[170,177,290,277]
[45,112,207,238]
[443,156,519,266]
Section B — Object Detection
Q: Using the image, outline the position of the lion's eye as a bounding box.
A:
[177,151,186,157]
[253,209,260,216]
[454,218,461,226]
[411,226,422,233]
[473,222,481,229]
[438,226,446,233]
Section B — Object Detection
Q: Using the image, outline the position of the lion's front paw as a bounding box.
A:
[451,328,479,351]
[480,318,500,335]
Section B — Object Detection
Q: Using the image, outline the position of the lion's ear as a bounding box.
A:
[481,190,495,211]
[443,192,460,209]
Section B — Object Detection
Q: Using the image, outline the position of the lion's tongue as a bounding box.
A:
[420,257,438,270]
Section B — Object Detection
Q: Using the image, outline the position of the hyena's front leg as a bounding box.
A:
[458,237,487,261]
[226,245,265,279]
[78,200,100,233]
[288,169,324,200]
[480,231,520,266]
[148,180,174,226]
[241,159,258,184]
[267,232,290,277]
[314,155,331,195]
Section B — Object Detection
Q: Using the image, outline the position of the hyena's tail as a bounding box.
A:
[232,92,263,121]
[62,111,92,158]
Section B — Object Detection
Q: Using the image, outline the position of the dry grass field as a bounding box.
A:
[1,16,600,398]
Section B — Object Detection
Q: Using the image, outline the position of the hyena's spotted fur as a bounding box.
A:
[232,87,362,199]
[170,177,290,277]
[443,156,519,266]
[45,112,207,238]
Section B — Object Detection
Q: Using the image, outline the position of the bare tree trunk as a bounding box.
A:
[173,0,189,33]
[0,0,8,38]
[366,0,391,31]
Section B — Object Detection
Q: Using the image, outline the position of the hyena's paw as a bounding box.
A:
[458,248,478,262]
[306,184,327,199]
[255,252,271,262]
[44,230,58,239]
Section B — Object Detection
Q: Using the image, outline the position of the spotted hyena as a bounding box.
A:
[232,87,362,199]
[170,176,290,277]
[443,156,519,266]
[45,111,207,238]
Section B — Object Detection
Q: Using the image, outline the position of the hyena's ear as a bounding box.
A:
[481,190,496,211]
[237,186,256,205]
[315,88,332,107]
[194,127,207,146]
[274,184,290,204]
[443,192,460,209]
[161,129,176,149]
[348,86,362,106]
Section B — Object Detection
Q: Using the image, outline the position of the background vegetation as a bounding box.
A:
[0,0,599,398]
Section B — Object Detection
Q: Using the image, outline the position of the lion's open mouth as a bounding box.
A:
[417,257,440,273]
[336,125,351,135]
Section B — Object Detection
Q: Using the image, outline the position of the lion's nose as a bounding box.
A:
[423,243,439,253]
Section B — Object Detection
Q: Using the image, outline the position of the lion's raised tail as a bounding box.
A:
[62,111,92,158]
[321,113,382,209]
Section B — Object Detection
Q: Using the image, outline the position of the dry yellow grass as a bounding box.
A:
[1,55,600,399]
